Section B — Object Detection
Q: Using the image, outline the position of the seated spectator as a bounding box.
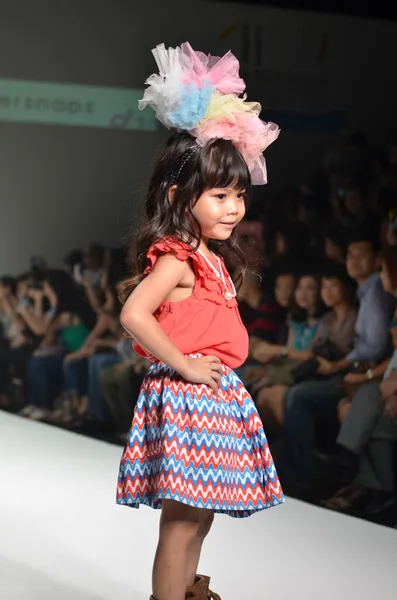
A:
[251,273,325,368]
[63,249,83,281]
[277,230,395,493]
[254,264,357,433]
[0,271,63,406]
[20,271,96,420]
[79,243,106,314]
[323,246,397,513]
[244,273,325,407]
[83,243,105,287]
[99,353,151,440]
[236,268,296,382]
[239,269,295,343]
[0,276,18,346]
[42,254,127,428]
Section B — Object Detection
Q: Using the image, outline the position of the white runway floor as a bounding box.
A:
[1,411,397,600]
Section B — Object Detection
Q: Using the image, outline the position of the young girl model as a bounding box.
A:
[116,42,284,600]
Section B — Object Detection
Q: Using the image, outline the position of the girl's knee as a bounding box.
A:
[160,501,213,544]
[161,501,201,533]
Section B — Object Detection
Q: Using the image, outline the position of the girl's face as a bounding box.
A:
[192,187,246,241]
[295,276,318,311]
[321,277,345,308]
[274,274,295,308]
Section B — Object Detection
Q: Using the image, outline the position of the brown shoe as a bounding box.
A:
[186,574,221,599]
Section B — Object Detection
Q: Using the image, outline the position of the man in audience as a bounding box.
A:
[277,231,395,493]
[324,358,397,515]
[327,246,397,514]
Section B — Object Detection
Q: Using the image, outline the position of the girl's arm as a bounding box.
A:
[121,254,195,377]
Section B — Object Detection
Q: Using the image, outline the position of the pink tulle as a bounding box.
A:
[181,42,245,95]
[194,111,280,185]
[139,41,280,185]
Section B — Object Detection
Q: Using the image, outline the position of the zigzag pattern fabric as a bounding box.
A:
[117,359,285,518]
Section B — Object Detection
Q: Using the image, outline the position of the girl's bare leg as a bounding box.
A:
[152,500,213,600]
[186,510,214,586]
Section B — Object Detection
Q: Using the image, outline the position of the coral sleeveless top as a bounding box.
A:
[133,238,249,369]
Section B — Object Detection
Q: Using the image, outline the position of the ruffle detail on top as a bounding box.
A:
[144,237,237,308]
[190,251,237,308]
[144,238,193,275]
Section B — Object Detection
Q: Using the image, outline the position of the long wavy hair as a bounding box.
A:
[120,131,251,303]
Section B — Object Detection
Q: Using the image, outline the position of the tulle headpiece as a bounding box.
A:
[139,42,280,185]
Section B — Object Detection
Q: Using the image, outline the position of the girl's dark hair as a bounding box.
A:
[120,131,251,302]
[289,273,326,322]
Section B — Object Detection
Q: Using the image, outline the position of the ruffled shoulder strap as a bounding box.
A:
[144,237,193,274]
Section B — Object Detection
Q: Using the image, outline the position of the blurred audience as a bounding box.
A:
[323,246,397,516]
[277,230,395,492]
[2,133,397,527]
[254,264,357,436]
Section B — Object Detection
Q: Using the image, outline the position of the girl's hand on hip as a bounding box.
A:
[180,355,223,395]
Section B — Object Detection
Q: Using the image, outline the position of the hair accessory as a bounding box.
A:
[139,42,279,185]
[169,145,199,184]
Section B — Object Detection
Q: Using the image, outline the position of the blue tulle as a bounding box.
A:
[168,80,214,130]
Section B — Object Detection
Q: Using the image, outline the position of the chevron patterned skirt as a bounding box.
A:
[116,359,285,518]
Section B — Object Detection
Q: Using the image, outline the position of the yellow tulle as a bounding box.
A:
[199,92,261,124]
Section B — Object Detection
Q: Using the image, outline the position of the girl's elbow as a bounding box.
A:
[120,306,145,334]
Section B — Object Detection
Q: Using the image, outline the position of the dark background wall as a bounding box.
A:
[1,0,396,273]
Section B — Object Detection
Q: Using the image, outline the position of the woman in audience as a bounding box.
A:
[20,271,96,420]
[99,353,151,440]
[323,247,397,512]
[0,276,18,346]
[44,253,127,428]
[63,249,83,281]
[237,269,296,385]
[0,271,64,407]
[252,270,354,431]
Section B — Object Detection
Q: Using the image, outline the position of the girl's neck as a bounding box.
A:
[199,238,212,258]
